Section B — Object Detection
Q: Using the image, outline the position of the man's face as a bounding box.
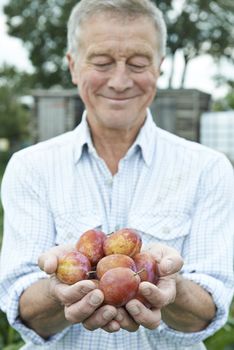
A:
[68,14,162,131]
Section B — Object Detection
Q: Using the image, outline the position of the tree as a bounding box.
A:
[0,65,30,147]
[3,0,234,88]
[0,64,34,94]
[4,0,76,88]
[0,86,30,146]
[157,0,234,87]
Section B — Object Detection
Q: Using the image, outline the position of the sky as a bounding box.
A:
[0,1,232,100]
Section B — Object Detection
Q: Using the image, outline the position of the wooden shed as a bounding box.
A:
[32,89,84,142]
[32,88,211,143]
[151,89,211,142]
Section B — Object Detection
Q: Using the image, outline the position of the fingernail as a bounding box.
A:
[103,310,114,321]
[80,286,94,294]
[128,305,140,315]
[90,292,102,305]
[44,260,51,272]
[109,321,120,332]
[142,287,152,296]
[115,312,123,322]
[165,259,173,273]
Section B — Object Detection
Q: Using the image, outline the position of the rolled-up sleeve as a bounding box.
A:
[0,153,70,345]
[159,154,234,345]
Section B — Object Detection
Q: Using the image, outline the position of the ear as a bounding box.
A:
[66,52,78,85]
[160,57,165,68]
[156,56,165,77]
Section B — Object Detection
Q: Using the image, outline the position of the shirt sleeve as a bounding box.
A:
[0,152,71,346]
[159,153,234,346]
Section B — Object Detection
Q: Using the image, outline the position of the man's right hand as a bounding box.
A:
[38,245,120,332]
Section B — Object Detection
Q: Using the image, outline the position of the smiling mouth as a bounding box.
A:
[101,95,137,101]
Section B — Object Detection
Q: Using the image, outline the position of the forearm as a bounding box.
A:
[19,278,70,338]
[161,274,216,332]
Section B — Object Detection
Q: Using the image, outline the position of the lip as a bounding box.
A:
[100,95,138,102]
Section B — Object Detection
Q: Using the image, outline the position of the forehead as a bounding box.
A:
[78,13,159,58]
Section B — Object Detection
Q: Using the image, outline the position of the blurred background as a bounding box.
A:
[0,0,234,349]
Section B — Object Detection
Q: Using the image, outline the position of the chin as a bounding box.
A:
[102,112,135,129]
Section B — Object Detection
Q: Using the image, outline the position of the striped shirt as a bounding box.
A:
[0,110,234,350]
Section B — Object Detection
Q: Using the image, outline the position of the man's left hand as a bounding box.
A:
[103,243,183,332]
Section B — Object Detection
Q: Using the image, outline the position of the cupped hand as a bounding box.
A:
[38,245,118,330]
[110,243,183,332]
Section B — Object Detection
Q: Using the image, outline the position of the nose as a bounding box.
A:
[107,63,133,92]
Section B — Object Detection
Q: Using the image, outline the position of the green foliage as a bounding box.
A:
[0,159,25,349]
[0,152,11,245]
[4,0,76,88]
[0,311,24,350]
[205,301,234,350]
[0,85,30,146]
[0,64,34,95]
[212,89,234,111]
[157,0,234,86]
[0,65,31,147]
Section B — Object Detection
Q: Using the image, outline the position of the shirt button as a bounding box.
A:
[106,178,113,186]
[162,226,170,234]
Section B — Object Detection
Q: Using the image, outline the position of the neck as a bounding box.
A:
[89,123,142,175]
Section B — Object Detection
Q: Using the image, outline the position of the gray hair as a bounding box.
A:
[67,0,167,60]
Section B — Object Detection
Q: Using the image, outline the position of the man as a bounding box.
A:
[0,0,233,349]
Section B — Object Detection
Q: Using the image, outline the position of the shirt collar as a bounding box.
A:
[73,109,157,166]
[73,111,93,163]
[127,109,157,167]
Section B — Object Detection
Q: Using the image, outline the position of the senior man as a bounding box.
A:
[0,0,233,349]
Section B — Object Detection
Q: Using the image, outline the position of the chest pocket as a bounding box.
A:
[128,211,191,246]
[54,212,102,246]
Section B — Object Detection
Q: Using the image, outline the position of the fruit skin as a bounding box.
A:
[56,251,91,285]
[103,228,142,257]
[133,252,158,283]
[96,254,136,279]
[99,267,140,307]
[76,229,106,266]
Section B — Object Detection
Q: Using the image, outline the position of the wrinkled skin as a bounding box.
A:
[38,242,183,333]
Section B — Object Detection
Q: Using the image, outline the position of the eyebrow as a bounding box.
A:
[86,44,154,61]
[87,51,153,62]
[87,52,110,60]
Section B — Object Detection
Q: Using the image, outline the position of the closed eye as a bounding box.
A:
[93,62,113,71]
[128,64,147,72]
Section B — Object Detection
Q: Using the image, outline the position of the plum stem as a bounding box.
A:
[134,268,145,276]
[107,232,114,236]
[86,270,96,277]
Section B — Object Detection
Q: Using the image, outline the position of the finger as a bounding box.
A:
[83,305,117,330]
[38,244,74,274]
[126,299,161,330]
[102,320,121,333]
[139,279,176,309]
[159,256,183,276]
[51,278,98,306]
[64,289,104,323]
[38,253,58,274]
[115,307,139,332]
[146,243,184,276]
